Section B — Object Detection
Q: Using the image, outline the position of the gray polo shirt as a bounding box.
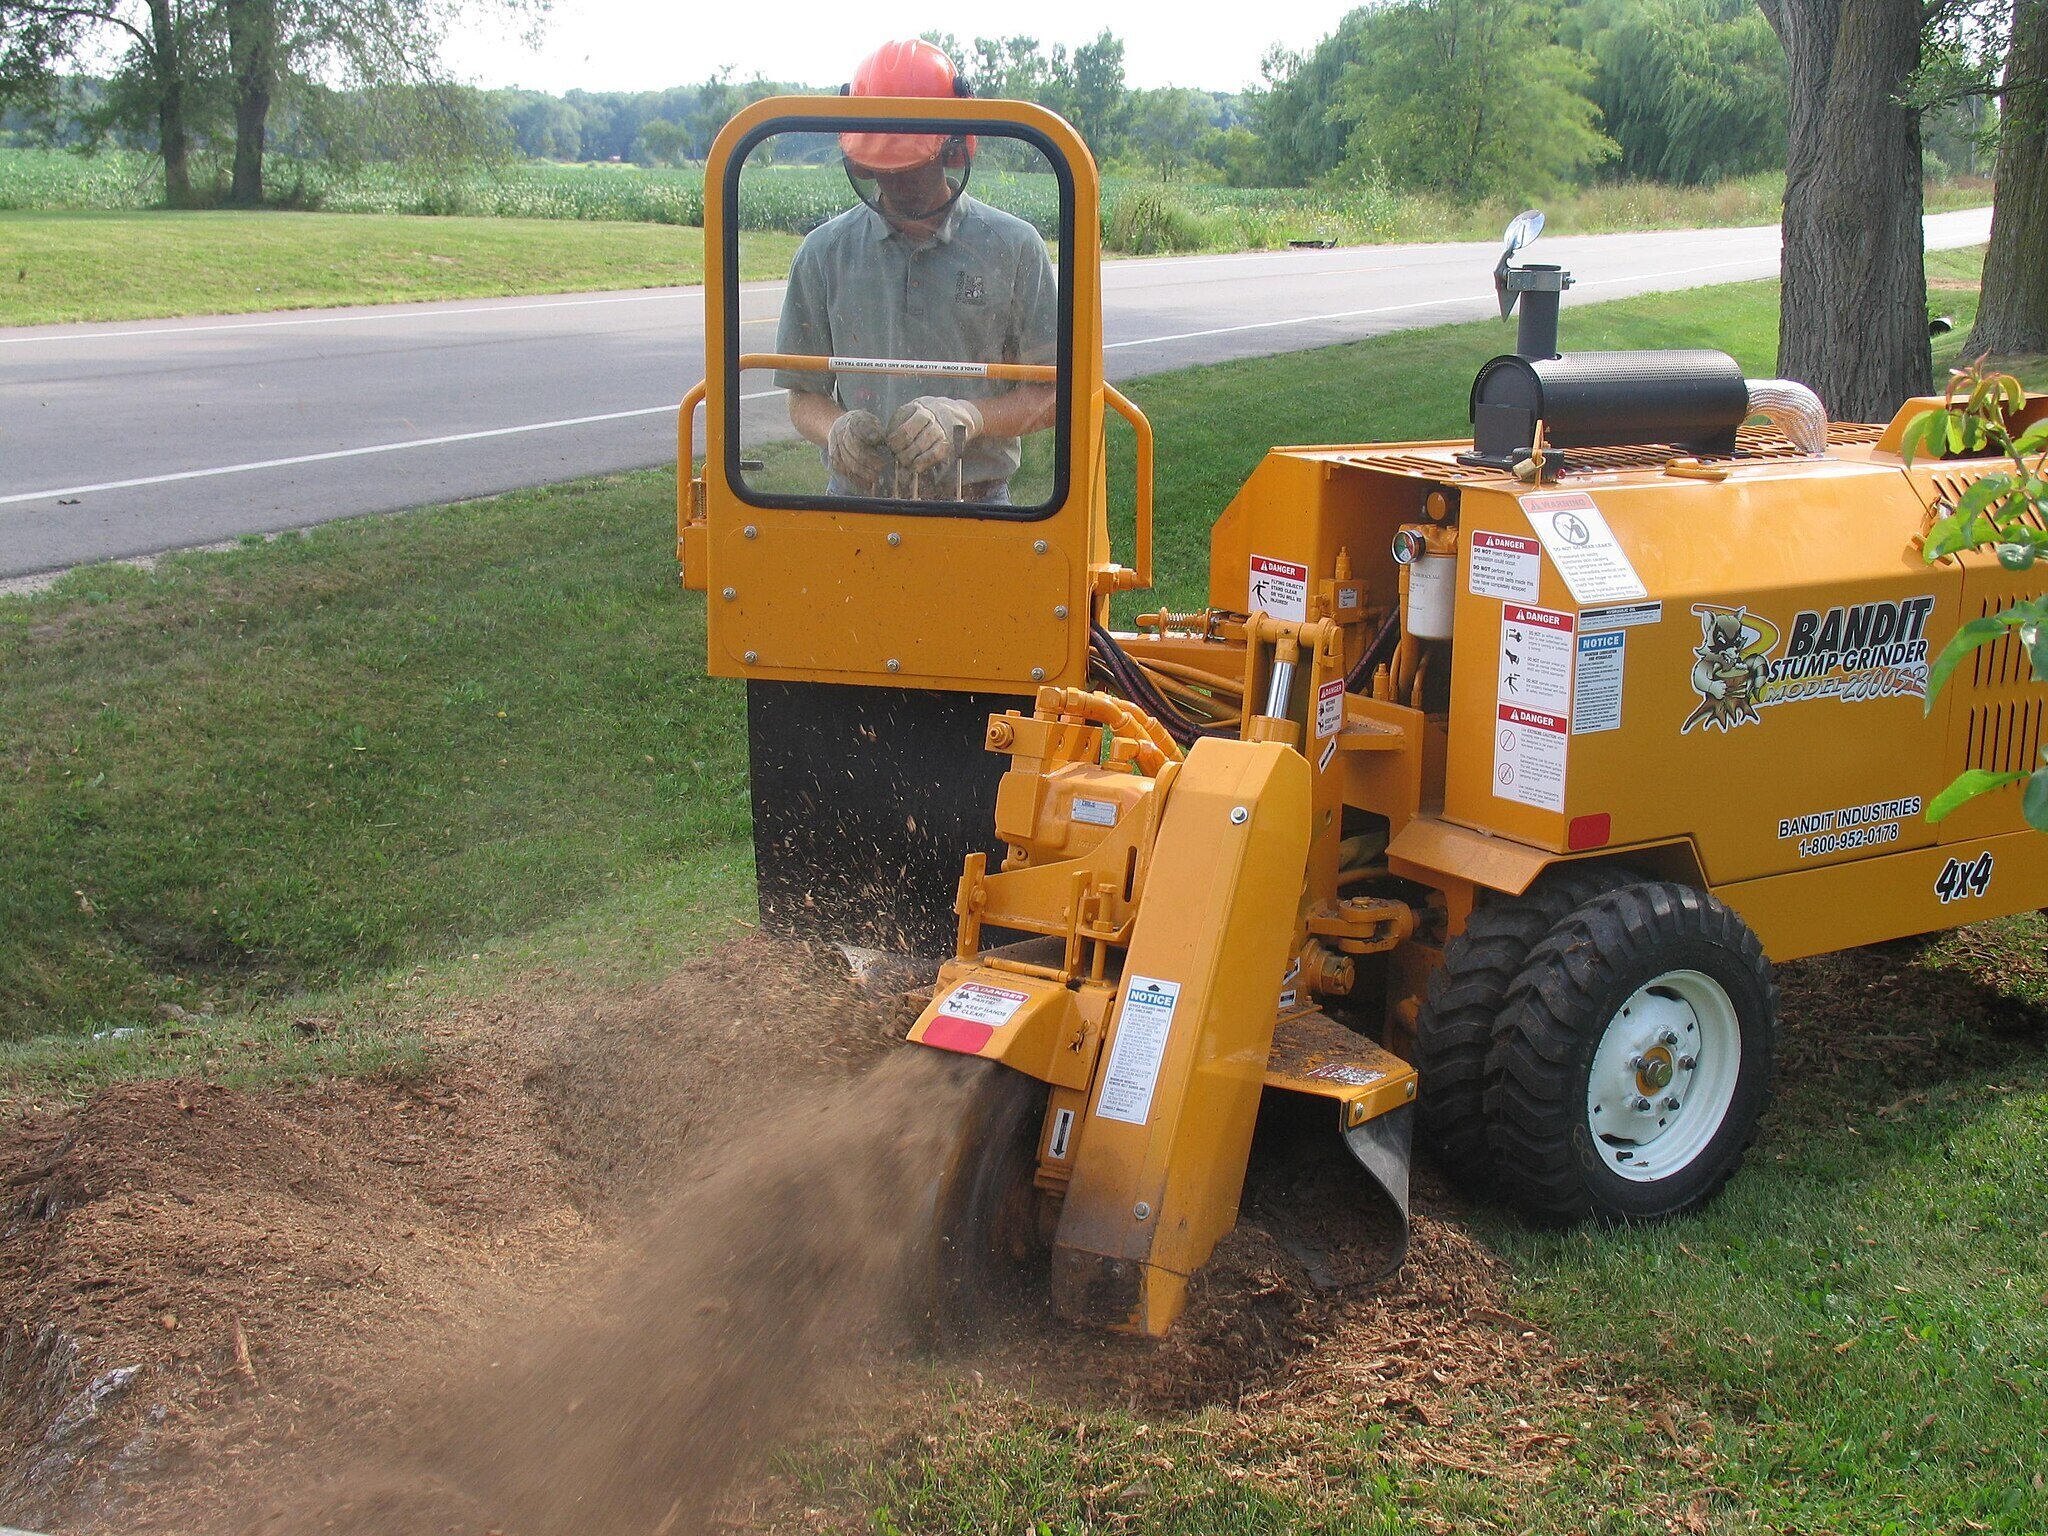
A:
[773,194,1058,492]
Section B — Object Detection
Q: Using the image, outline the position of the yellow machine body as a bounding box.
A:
[686,88,2048,1339]
[1202,412,2048,965]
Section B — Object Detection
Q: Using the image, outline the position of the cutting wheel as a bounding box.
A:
[925,1058,1051,1347]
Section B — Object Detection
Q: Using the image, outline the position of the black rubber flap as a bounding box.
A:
[747,681,1021,954]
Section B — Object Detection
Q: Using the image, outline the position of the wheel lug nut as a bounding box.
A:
[1628,1055,1645,1071]
[1678,1055,1696,1071]
[1660,1030,1679,1046]
[1632,1095,1652,1112]
[1662,1096,1681,1111]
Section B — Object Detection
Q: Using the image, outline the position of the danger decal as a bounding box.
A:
[1682,596,1935,734]
[1249,555,1309,622]
[1468,530,1541,602]
[1494,604,1574,812]
[1316,678,1345,740]
[922,981,1030,1054]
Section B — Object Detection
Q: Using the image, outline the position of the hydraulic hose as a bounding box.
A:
[1089,624,1239,749]
[1037,686,1181,775]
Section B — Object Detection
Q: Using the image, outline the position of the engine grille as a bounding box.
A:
[1959,593,2048,776]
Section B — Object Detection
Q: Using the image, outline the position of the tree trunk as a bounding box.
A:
[227,0,278,205]
[1759,0,1931,422]
[1964,0,2048,360]
[146,0,192,206]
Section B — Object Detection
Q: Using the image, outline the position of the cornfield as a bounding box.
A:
[0,147,1982,256]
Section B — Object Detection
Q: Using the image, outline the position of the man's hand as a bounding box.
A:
[826,409,890,489]
[887,396,984,474]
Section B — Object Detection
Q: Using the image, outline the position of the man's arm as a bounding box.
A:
[975,384,1056,439]
[788,388,842,446]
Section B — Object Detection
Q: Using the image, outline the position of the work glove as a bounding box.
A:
[826,409,890,490]
[886,396,984,475]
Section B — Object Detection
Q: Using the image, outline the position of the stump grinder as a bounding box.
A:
[676,90,2048,1337]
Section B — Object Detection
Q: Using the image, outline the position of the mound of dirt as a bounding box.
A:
[0,938,931,1534]
[0,925,1739,1533]
[0,1065,583,1528]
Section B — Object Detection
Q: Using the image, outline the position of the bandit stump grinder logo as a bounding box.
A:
[1682,597,1935,734]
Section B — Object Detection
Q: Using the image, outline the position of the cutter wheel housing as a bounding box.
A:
[679,82,2048,1338]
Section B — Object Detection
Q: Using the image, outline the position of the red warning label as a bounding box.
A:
[922,982,1030,1054]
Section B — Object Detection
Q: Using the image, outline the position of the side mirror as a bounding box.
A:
[1500,208,1545,261]
[1494,208,1549,320]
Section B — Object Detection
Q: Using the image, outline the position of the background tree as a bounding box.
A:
[1757,0,1931,420]
[2,0,213,202]
[1245,19,1370,185]
[230,0,545,203]
[635,113,684,166]
[1966,0,2046,359]
[1330,0,1614,198]
[1567,0,1787,184]
[223,0,274,199]
[1126,86,1208,180]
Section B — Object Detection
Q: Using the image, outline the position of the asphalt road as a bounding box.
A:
[0,208,1992,580]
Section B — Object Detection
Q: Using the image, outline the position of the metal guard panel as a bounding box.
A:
[717,521,1078,689]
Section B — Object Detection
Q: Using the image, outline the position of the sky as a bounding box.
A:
[441,0,1363,97]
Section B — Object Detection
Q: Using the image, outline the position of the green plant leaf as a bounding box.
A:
[2013,418,2048,456]
[2028,615,2048,682]
[1899,409,1946,465]
[1927,767,2025,822]
[2025,768,2048,833]
[1926,614,2014,706]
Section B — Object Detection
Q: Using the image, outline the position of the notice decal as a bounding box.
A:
[1468,530,1542,602]
[923,982,1030,1054]
[1520,491,1648,604]
[1249,555,1309,622]
[1572,630,1625,734]
[1682,597,1934,734]
[1097,976,1183,1125]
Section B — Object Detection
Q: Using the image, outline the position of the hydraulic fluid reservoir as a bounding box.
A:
[1392,525,1458,641]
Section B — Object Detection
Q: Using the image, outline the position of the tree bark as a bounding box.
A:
[227,0,277,204]
[1964,0,2048,360]
[145,0,192,206]
[1759,0,1931,421]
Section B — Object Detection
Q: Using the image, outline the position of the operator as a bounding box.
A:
[774,39,1058,503]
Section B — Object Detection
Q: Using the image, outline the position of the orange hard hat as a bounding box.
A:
[839,39,974,174]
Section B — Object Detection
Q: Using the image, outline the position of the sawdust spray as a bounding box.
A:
[247,1048,978,1536]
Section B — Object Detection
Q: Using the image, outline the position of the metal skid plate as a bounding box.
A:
[1262,1009,1416,1276]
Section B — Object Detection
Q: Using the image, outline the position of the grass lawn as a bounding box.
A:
[2,242,2042,1530]
[0,209,801,326]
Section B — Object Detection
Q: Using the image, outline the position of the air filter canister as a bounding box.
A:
[1466,348,1750,467]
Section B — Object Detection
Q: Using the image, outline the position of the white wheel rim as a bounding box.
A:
[1584,968,1741,1183]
